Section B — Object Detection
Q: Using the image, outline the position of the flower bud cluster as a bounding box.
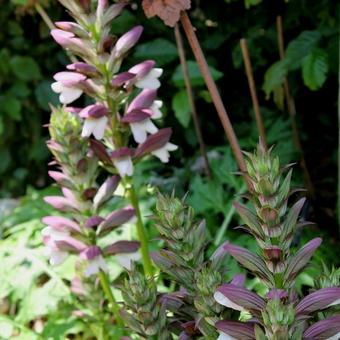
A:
[50,0,177,179]
[214,143,340,339]
[120,264,170,340]
[43,107,140,277]
[151,193,227,338]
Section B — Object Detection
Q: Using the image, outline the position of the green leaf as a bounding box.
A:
[245,0,262,9]
[172,60,223,87]
[0,149,11,174]
[285,31,321,70]
[0,95,22,121]
[302,49,329,90]
[262,60,288,97]
[172,90,191,127]
[9,56,41,81]
[35,81,59,110]
[134,38,178,66]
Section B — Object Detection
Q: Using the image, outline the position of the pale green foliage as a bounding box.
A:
[263,31,326,98]
[302,49,329,90]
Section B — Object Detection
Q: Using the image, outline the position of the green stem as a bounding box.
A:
[127,183,154,277]
[98,270,124,328]
[214,184,247,246]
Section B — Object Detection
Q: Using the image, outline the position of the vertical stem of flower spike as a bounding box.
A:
[174,23,212,178]
[127,182,154,277]
[180,12,253,192]
[276,16,315,199]
[240,38,267,149]
[98,270,124,328]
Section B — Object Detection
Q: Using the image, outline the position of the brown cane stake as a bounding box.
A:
[180,12,252,191]
[240,38,267,149]
[174,23,212,178]
[276,16,315,198]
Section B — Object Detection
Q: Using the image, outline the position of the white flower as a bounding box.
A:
[81,116,108,140]
[150,100,163,119]
[51,72,86,104]
[42,226,70,266]
[130,119,158,143]
[327,332,340,340]
[115,251,141,270]
[151,142,178,163]
[51,81,83,104]
[135,68,163,90]
[113,156,134,177]
[217,331,237,340]
[213,291,245,312]
[45,247,68,266]
[84,255,108,277]
[42,226,69,240]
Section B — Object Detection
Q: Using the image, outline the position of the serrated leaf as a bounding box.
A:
[172,90,191,127]
[134,38,178,66]
[9,56,41,81]
[302,49,328,90]
[285,31,321,70]
[172,60,223,87]
[262,60,288,97]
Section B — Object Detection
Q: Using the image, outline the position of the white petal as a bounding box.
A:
[84,260,100,277]
[151,146,170,163]
[59,87,83,104]
[151,100,163,119]
[98,255,108,272]
[149,68,163,78]
[135,76,160,90]
[328,298,340,307]
[213,291,245,312]
[217,332,237,340]
[51,81,63,93]
[130,122,147,143]
[115,251,141,270]
[113,157,133,177]
[326,332,340,340]
[144,119,158,134]
[92,116,108,140]
[166,142,178,151]
[42,226,69,240]
[81,119,97,138]
[49,250,68,266]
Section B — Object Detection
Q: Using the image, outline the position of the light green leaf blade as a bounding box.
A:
[134,38,178,66]
[302,49,329,90]
[172,90,191,127]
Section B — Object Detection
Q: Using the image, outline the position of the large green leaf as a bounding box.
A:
[0,95,22,121]
[172,60,223,87]
[134,38,178,66]
[262,60,288,97]
[9,56,41,81]
[302,49,328,90]
[285,30,321,70]
[172,90,191,127]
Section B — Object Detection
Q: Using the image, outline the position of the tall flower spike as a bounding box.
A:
[50,0,177,279]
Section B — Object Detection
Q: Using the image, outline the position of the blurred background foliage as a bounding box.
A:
[0,0,339,338]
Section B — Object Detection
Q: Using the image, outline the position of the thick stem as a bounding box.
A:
[180,12,252,192]
[127,183,154,277]
[98,270,124,328]
[240,38,267,149]
[276,16,315,198]
[174,23,212,178]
